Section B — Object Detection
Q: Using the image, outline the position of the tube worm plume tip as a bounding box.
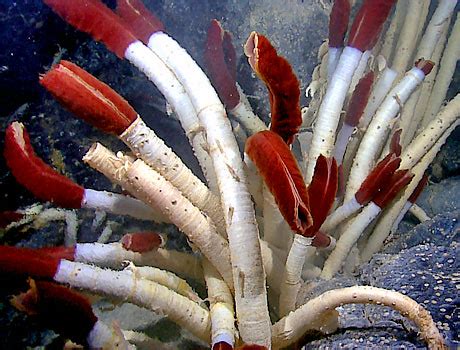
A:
[43,0,137,58]
[40,61,137,135]
[244,32,301,144]
[373,170,414,208]
[408,174,429,204]
[4,122,85,209]
[355,153,401,205]
[348,0,396,51]
[116,0,165,44]
[121,232,164,253]
[204,19,239,109]
[246,130,312,234]
[0,246,61,278]
[345,71,375,127]
[328,0,351,48]
[415,59,435,76]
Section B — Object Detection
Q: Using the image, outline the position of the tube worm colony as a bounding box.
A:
[1,0,459,349]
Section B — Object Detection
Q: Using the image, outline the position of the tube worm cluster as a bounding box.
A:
[2,0,458,349]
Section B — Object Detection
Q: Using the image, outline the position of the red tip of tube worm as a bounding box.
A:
[121,232,164,253]
[236,345,268,350]
[43,0,137,58]
[345,71,375,127]
[204,20,240,109]
[116,0,165,44]
[0,211,24,228]
[40,60,137,135]
[213,341,233,350]
[306,155,338,235]
[373,170,414,208]
[328,0,351,48]
[0,246,61,278]
[415,59,435,76]
[37,246,76,261]
[4,122,84,209]
[390,129,402,157]
[348,0,396,51]
[246,130,312,234]
[311,231,334,249]
[355,153,401,205]
[11,279,97,346]
[223,31,237,83]
[244,32,301,144]
[408,173,429,204]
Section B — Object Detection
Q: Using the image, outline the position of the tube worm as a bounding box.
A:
[203,259,236,350]
[361,118,460,263]
[322,152,401,232]
[391,0,426,76]
[120,231,164,253]
[304,0,396,183]
[321,170,414,279]
[333,71,375,165]
[244,32,302,145]
[401,18,450,148]
[11,279,132,349]
[400,93,460,171]
[114,1,272,343]
[4,121,163,222]
[421,13,460,128]
[40,61,226,236]
[279,155,337,316]
[379,0,406,64]
[205,19,239,109]
[327,0,351,80]
[84,143,234,290]
[124,264,203,305]
[398,0,457,146]
[204,20,266,135]
[0,246,212,342]
[272,286,446,349]
[340,64,398,183]
[245,130,312,234]
[0,211,24,229]
[345,60,434,201]
[41,241,204,282]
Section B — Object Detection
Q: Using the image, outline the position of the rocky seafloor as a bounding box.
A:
[0,0,458,348]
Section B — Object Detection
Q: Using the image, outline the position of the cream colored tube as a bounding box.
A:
[279,234,313,316]
[203,259,236,348]
[400,18,450,147]
[126,159,234,289]
[75,242,203,281]
[262,188,292,252]
[147,31,271,346]
[84,145,233,289]
[391,0,426,76]
[400,93,460,170]
[321,202,381,280]
[125,264,203,305]
[120,117,226,237]
[272,286,445,350]
[398,0,456,146]
[378,0,406,64]
[230,84,267,135]
[54,260,211,343]
[421,12,460,128]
